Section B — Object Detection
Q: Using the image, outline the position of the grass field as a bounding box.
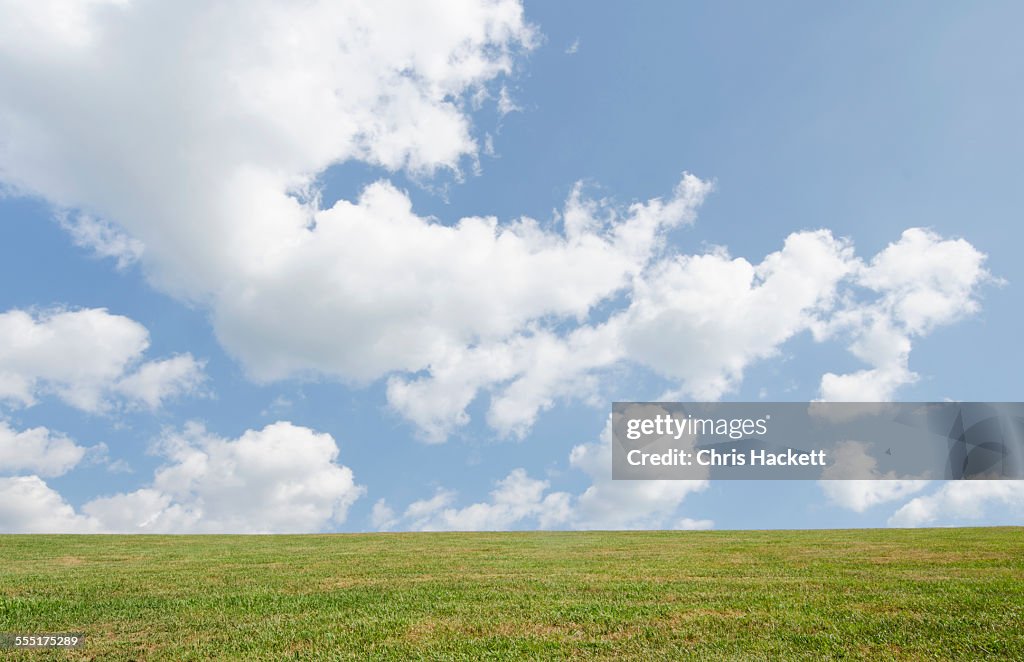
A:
[0,528,1022,660]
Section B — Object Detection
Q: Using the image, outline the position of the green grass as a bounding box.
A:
[0,528,1022,660]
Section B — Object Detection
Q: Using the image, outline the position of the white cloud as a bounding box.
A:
[58,212,144,269]
[0,420,88,477]
[216,173,709,385]
[484,325,618,438]
[376,419,707,531]
[566,421,708,530]
[0,0,130,55]
[0,476,100,533]
[818,228,994,402]
[0,308,145,409]
[384,225,992,440]
[0,420,364,533]
[386,226,859,439]
[819,366,917,403]
[82,421,365,533]
[821,479,930,513]
[565,38,580,55]
[0,308,205,412]
[82,488,187,533]
[387,469,571,531]
[818,438,930,514]
[386,324,618,442]
[887,480,1024,528]
[0,0,535,298]
[497,85,521,116]
[381,175,711,440]
[0,2,997,443]
[399,489,458,529]
[370,498,399,531]
[860,228,993,334]
[0,1,706,441]
[674,517,714,530]
[114,355,207,410]
[620,230,856,400]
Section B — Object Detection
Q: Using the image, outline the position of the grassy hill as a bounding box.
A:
[1,528,1022,659]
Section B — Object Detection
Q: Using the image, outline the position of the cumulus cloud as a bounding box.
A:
[0,308,205,412]
[566,421,708,529]
[619,230,855,400]
[818,228,995,402]
[887,481,1024,528]
[818,441,930,512]
[821,480,930,513]
[377,175,711,440]
[0,420,89,477]
[58,212,144,269]
[860,228,993,334]
[391,225,990,441]
[369,499,399,531]
[0,0,535,296]
[113,355,207,410]
[375,419,706,531]
[0,2,997,444]
[384,469,571,531]
[389,228,854,440]
[674,517,714,530]
[0,421,365,533]
[0,476,100,533]
[83,421,364,533]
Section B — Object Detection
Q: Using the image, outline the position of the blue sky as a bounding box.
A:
[0,1,1021,532]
